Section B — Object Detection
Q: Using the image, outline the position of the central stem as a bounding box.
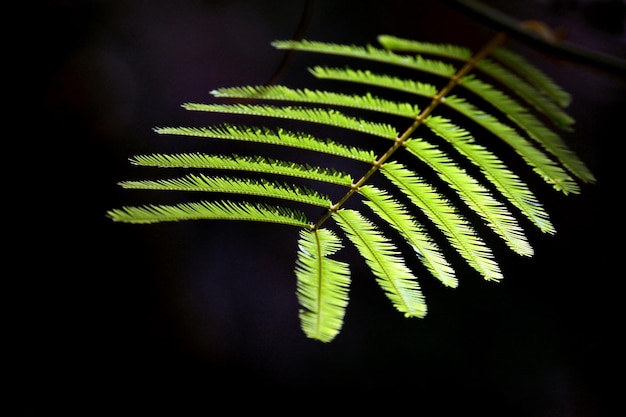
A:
[310,32,508,231]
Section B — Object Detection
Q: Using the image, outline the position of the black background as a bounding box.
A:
[24,0,624,414]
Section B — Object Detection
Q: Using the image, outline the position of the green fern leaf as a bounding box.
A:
[181,103,397,139]
[359,185,457,288]
[155,124,376,162]
[211,85,420,119]
[272,39,457,77]
[109,33,595,342]
[295,228,351,343]
[334,209,427,318]
[309,66,439,97]
[107,200,309,226]
[377,34,472,60]
[381,161,502,281]
[129,153,354,186]
[119,174,331,207]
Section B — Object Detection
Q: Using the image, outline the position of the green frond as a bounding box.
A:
[272,39,457,77]
[334,209,427,318]
[211,85,420,119]
[377,34,473,60]
[444,95,581,194]
[460,76,595,186]
[310,66,439,97]
[119,174,331,207]
[491,47,572,107]
[425,115,555,234]
[477,58,575,129]
[295,228,351,343]
[404,137,533,257]
[108,34,595,343]
[381,161,503,281]
[182,103,397,139]
[359,185,457,288]
[155,124,376,163]
[106,200,309,227]
[129,153,354,186]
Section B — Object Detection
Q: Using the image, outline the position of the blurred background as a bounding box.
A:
[25,0,624,414]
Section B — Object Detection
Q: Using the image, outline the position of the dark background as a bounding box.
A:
[24,0,624,414]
